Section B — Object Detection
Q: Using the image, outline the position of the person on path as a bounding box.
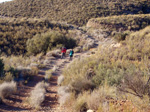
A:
[69,49,74,61]
[61,47,66,59]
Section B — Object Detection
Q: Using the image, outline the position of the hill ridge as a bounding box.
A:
[0,0,150,26]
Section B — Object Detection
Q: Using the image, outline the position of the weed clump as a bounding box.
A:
[57,75,64,86]
[0,81,17,100]
[29,82,49,108]
[58,86,70,106]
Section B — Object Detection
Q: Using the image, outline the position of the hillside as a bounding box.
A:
[1,0,150,111]
[87,14,150,31]
[61,26,150,111]
[0,0,150,26]
[0,17,74,55]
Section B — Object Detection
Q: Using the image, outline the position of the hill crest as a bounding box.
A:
[0,0,150,26]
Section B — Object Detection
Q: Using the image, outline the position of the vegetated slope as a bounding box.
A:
[0,0,150,26]
[87,14,150,32]
[61,26,150,111]
[0,17,73,55]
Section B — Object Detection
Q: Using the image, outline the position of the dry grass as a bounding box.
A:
[2,55,32,68]
[45,69,53,82]
[73,93,88,112]
[1,55,39,84]
[57,75,64,86]
[29,82,49,108]
[0,18,74,55]
[0,81,17,100]
[57,86,70,106]
[87,14,150,33]
[61,26,150,111]
[0,0,149,26]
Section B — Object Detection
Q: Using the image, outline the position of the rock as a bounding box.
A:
[57,75,64,86]
[87,110,94,112]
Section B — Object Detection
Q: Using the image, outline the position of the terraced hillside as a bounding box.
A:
[0,0,150,26]
[87,14,150,31]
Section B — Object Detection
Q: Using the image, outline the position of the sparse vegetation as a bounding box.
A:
[45,69,53,82]
[0,59,4,77]
[27,31,76,55]
[29,82,49,109]
[57,75,64,86]
[0,0,150,26]
[0,18,73,55]
[87,14,150,32]
[61,26,150,111]
[57,86,70,106]
[1,56,39,84]
[0,0,150,111]
[0,81,17,100]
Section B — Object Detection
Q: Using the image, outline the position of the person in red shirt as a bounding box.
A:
[61,47,66,59]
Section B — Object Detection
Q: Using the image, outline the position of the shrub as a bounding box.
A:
[45,70,52,82]
[2,55,32,68]
[62,57,94,86]
[26,33,50,55]
[17,67,38,84]
[29,82,49,108]
[73,93,88,112]
[34,82,49,90]
[30,88,46,109]
[59,92,70,106]
[86,89,103,111]
[126,26,150,59]
[113,32,128,42]
[118,72,149,99]
[57,75,64,86]
[58,86,71,106]
[58,86,70,94]
[26,31,76,55]
[70,78,95,94]
[0,81,17,100]
[0,59,4,77]
[87,86,117,111]
[4,72,14,82]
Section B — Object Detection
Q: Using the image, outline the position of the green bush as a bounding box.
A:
[0,59,4,77]
[70,78,95,94]
[4,72,13,82]
[113,32,128,42]
[26,31,76,55]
